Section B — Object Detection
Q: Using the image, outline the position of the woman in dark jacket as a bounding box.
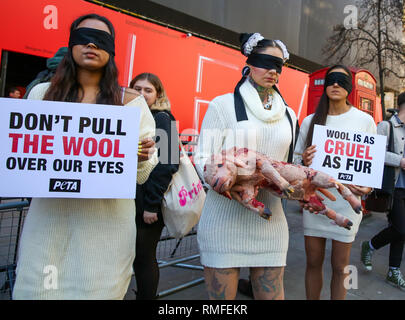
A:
[131,73,179,299]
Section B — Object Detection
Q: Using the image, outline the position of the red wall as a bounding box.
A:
[0,0,309,134]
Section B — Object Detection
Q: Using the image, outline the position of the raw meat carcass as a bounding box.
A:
[203,147,362,230]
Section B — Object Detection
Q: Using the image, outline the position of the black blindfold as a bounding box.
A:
[324,72,352,94]
[69,27,115,56]
[246,53,284,74]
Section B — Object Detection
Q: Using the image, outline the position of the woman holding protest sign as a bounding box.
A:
[194,33,299,300]
[293,65,376,300]
[130,73,179,300]
[12,14,157,300]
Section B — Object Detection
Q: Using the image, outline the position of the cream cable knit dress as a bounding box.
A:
[12,83,158,300]
[194,79,297,268]
[293,107,376,243]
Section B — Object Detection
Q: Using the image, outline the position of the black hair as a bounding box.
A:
[239,33,283,57]
[8,87,21,94]
[304,64,353,148]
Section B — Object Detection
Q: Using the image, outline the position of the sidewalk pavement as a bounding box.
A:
[125,201,405,300]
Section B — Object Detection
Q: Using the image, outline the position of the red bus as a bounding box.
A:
[0,0,310,136]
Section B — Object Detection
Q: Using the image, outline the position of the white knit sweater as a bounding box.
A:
[194,78,297,268]
[12,83,158,299]
[293,107,376,243]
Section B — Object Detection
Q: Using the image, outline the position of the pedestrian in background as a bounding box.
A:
[12,13,157,300]
[130,73,179,299]
[7,87,21,98]
[361,91,405,291]
[294,64,376,300]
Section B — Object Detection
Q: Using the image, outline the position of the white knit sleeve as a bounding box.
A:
[194,100,226,182]
[126,96,158,185]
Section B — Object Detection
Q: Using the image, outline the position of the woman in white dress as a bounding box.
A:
[12,13,157,300]
[194,33,298,300]
[294,64,376,300]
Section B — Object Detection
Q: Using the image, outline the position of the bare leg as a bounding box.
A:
[330,240,352,300]
[305,236,326,300]
[204,267,240,300]
[250,267,285,300]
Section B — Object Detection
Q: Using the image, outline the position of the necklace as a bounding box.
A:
[248,76,273,110]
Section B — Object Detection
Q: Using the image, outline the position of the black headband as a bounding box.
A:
[246,53,284,74]
[324,72,352,94]
[233,53,284,121]
[69,27,115,56]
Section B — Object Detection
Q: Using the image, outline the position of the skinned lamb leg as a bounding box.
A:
[257,158,295,197]
[230,184,272,220]
[305,193,354,230]
[318,208,354,230]
[310,171,362,214]
[335,182,363,214]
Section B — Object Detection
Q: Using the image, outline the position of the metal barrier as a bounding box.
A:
[0,199,29,300]
[156,226,204,298]
[0,200,203,300]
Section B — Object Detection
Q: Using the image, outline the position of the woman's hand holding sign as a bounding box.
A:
[138,138,155,162]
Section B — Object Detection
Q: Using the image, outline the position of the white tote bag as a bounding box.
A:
[162,143,206,238]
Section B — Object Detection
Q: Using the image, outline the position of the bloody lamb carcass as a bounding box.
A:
[203,147,362,230]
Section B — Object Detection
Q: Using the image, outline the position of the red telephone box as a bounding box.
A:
[308,67,382,123]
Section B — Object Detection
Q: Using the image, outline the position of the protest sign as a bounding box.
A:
[311,124,386,188]
[0,98,141,198]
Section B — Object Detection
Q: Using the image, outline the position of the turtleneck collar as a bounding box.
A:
[239,78,286,123]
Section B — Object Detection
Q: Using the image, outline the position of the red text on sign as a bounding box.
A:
[62,137,125,158]
[9,133,54,154]
[324,139,373,160]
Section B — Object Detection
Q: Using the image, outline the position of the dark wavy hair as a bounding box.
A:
[305,64,353,148]
[43,14,122,105]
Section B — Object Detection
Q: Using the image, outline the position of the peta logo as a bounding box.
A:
[338,173,353,182]
[49,179,81,193]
